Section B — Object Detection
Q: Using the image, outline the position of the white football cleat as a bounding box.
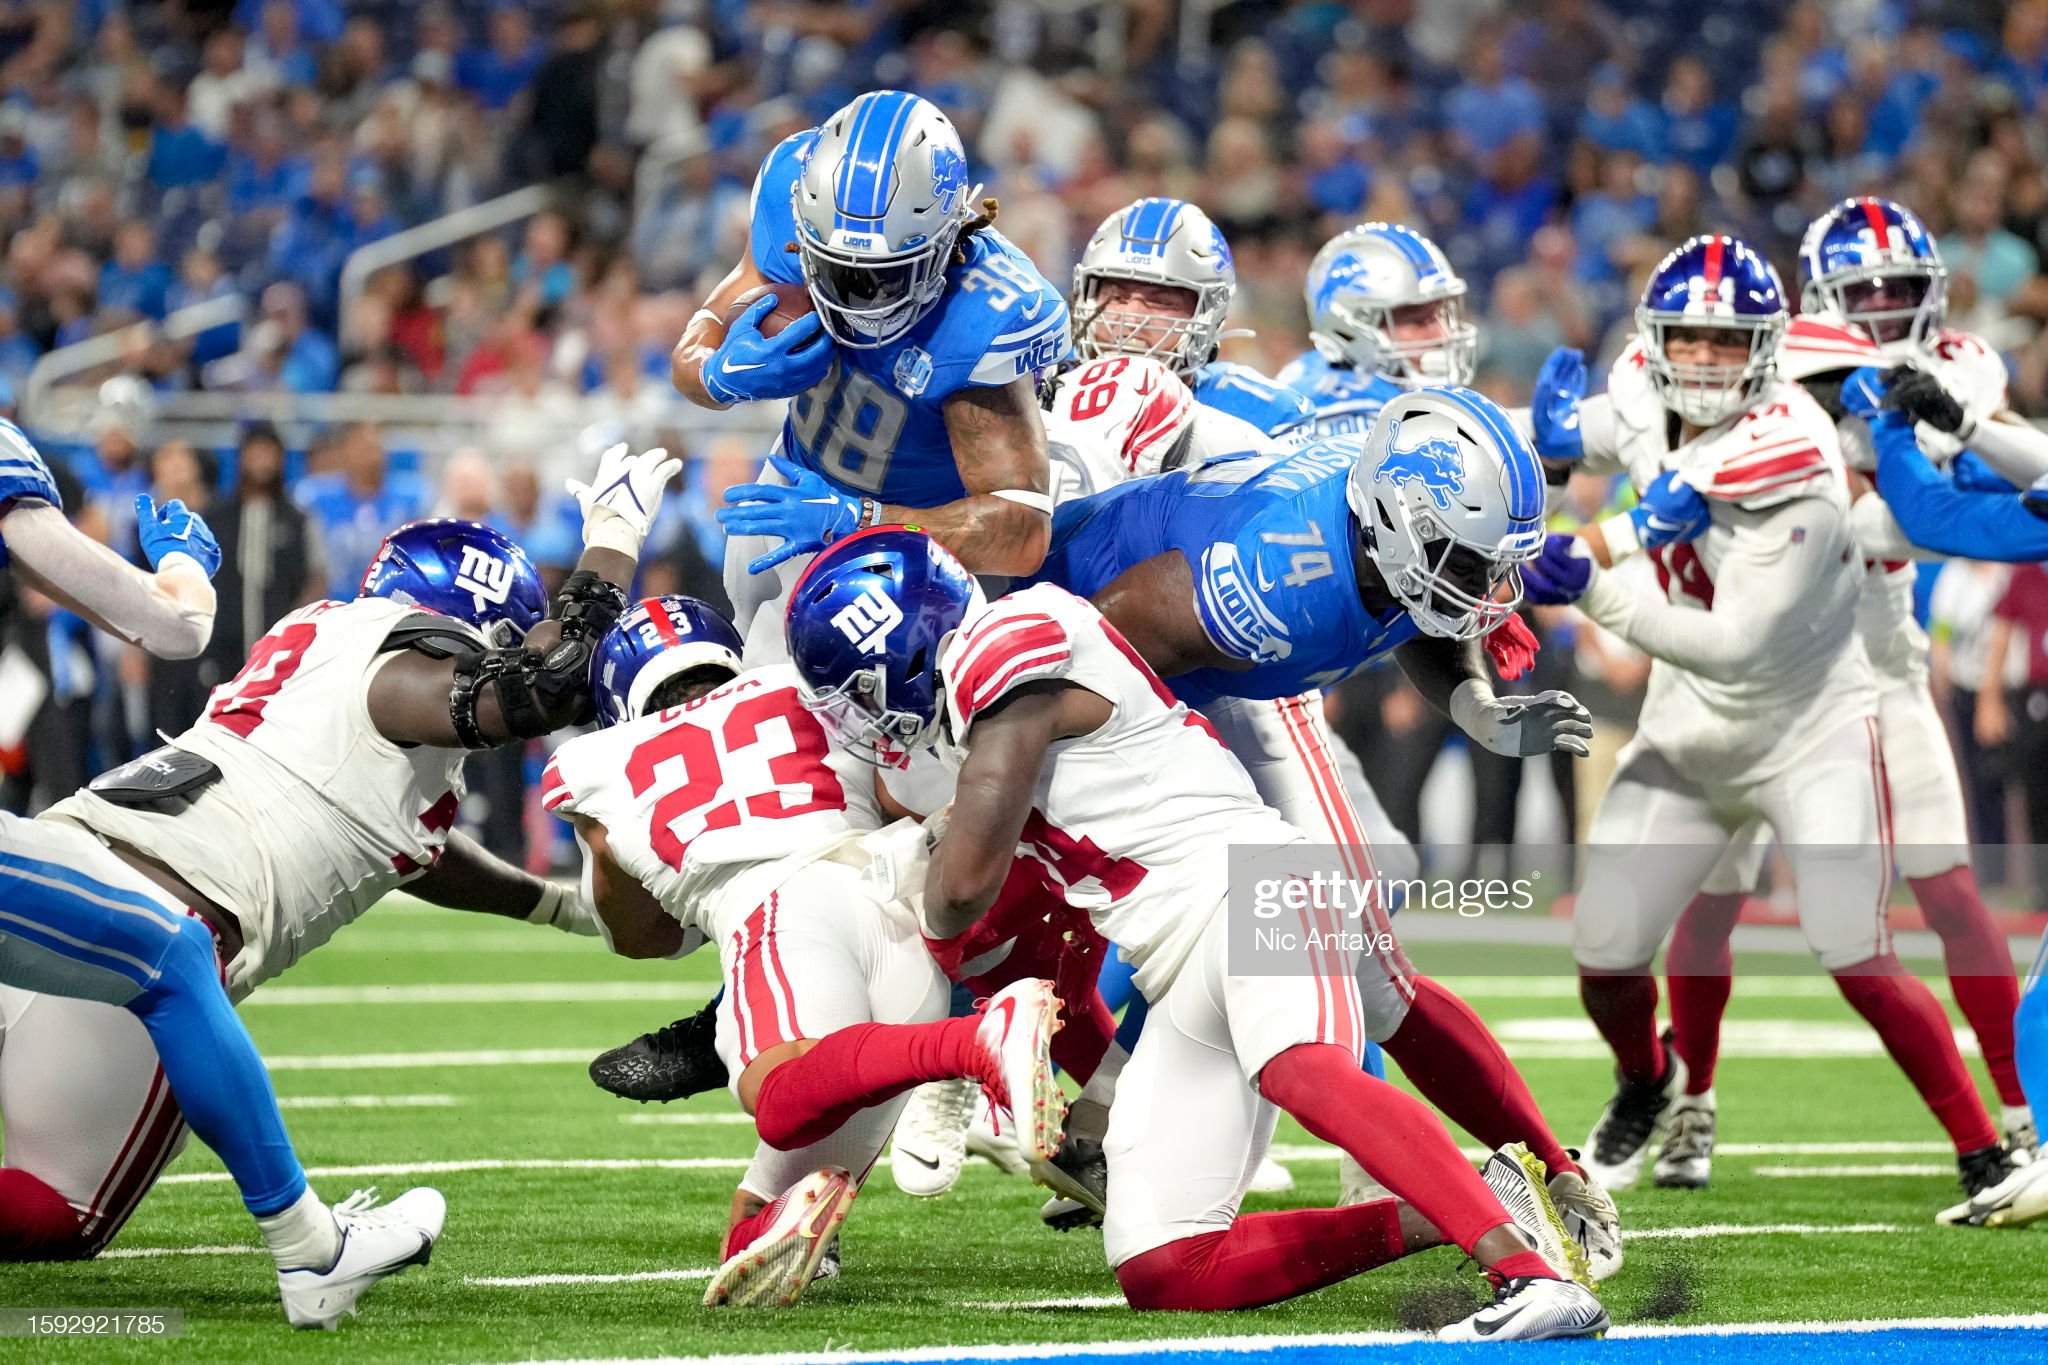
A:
[1439,1275,1608,1342]
[277,1188,444,1330]
[1480,1143,1593,1289]
[1582,1038,1687,1191]
[976,978,1066,1173]
[889,1078,975,1197]
[1334,1153,1387,1205]
[1547,1156,1624,1283]
[964,1092,1029,1177]
[1248,1156,1295,1194]
[1653,1089,1716,1189]
[703,1168,857,1307]
[2003,1104,2038,1157]
[1936,1154,2048,1229]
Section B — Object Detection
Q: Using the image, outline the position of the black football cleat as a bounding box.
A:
[589,998,728,1102]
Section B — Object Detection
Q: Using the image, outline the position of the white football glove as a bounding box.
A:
[1449,679,1593,757]
[527,879,604,936]
[565,443,683,559]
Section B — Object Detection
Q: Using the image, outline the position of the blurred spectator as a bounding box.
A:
[1932,561,2020,859]
[1658,56,1739,177]
[72,377,153,559]
[146,87,227,191]
[513,212,576,310]
[295,421,427,599]
[235,0,346,47]
[1444,26,1546,159]
[494,462,580,582]
[1479,266,1569,391]
[97,221,174,321]
[461,6,547,113]
[166,246,243,366]
[1942,162,2042,320]
[207,423,327,675]
[523,7,605,181]
[143,440,218,736]
[245,0,322,88]
[1504,0,1620,115]
[628,6,713,148]
[246,281,339,394]
[0,289,42,390]
[1980,562,2048,889]
[1578,65,1663,160]
[189,28,270,140]
[0,109,40,189]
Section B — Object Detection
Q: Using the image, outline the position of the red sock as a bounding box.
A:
[1116,1199,1407,1310]
[1381,976,1582,1179]
[0,1170,89,1261]
[1051,987,1113,1082]
[1912,868,2026,1107]
[1666,892,1741,1095]
[1259,1043,1529,1259]
[1579,970,1665,1082]
[1833,956,1999,1152]
[750,1018,985,1151]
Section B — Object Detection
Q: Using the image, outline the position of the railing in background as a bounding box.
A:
[23,293,248,426]
[337,184,556,328]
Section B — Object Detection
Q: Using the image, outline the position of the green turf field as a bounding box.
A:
[1,901,2037,1364]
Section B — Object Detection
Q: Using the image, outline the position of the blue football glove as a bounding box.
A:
[717,455,864,574]
[135,494,221,578]
[1838,365,1888,420]
[1529,347,1587,461]
[701,295,835,406]
[1519,532,1593,605]
[1628,470,1711,550]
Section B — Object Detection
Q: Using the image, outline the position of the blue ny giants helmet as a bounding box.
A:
[1799,196,1947,356]
[1637,234,1788,427]
[359,519,546,648]
[784,526,982,764]
[588,595,744,727]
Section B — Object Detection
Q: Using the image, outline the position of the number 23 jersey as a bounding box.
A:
[543,665,887,937]
[44,597,469,996]
[751,131,1071,507]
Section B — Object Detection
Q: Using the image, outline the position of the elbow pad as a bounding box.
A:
[449,640,598,748]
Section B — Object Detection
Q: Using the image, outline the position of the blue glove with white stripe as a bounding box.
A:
[717,455,865,574]
[135,494,221,578]
[701,295,835,406]
[1530,348,1587,462]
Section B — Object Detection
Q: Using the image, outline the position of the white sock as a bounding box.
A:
[257,1187,341,1271]
[1066,1044,1130,1142]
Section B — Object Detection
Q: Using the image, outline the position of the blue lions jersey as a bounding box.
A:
[751,131,1070,507]
[1276,350,1404,439]
[1192,360,1314,439]
[1030,439,1418,708]
[0,418,61,569]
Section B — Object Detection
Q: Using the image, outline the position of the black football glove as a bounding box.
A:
[1880,364,1968,435]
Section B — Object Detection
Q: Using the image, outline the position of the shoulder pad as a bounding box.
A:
[380,611,485,659]
[1779,315,1883,381]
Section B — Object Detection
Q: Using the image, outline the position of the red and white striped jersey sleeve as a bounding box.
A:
[942,585,1080,735]
[540,726,625,821]
[1699,384,1842,507]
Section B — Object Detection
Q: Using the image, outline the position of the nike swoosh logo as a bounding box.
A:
[904,1151,941,1170]
[1255,563,1275,593]
[723,361,767,373]
[989,996,1018,1039]
[1474,1303,1530,1338]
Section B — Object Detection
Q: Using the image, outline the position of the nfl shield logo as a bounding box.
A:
[894,346,933,397]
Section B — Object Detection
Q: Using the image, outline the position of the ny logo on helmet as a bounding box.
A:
[1376,418,1466,511]
[454,544,516,613]
[831,585,903,654]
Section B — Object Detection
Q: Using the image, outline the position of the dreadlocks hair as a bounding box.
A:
[954,197,1002,263]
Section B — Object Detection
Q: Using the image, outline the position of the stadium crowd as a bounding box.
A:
[6,0,2048,876]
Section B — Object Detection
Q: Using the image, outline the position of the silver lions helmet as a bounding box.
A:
[1072,198,1235,381]
[1306,223,1477,387]
[791,90,979,348]
[1347,387,1545,640]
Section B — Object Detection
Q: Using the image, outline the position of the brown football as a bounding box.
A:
[724,282,816,337]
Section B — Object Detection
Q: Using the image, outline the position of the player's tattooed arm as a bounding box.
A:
[407,829,600,936]
[671,253,773,408]
[1090,551,1253,679]
[925,680,1113,939]
[894,378,1052,576]
[568,815,685,958]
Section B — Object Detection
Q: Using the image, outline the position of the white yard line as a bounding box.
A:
[1259,1141,1951,1163]
[249,983,713,1007]
[959,1297,1128,1311]
[1755,1164,1954,1178]
[264,1048,605,1071]
[1624,1222,1901,1239]
[620,1113,756,1125]
[100,1244,259,1259]
[1491,1017,1980,1058]
[159,1157,756,1185]
[277,1094,462,1109]
[470,1313,2048,1365]
[467,1269,715,1287]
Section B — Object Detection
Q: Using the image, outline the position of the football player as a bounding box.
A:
[545,593,1066,1306]
[0,445,673,1324]
[1278,222,1479,438]
[1069,197,1313,439]
[1644,199,2037,1191]
[1519,235,2021,1214]
[786,527,1607,1339]
[669,89,1068,661]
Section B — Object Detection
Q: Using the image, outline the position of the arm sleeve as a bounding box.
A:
[0,503,215,659]
[1964,413,2048,488]
[1874,420,2048,562]
[1576,497,1853,685]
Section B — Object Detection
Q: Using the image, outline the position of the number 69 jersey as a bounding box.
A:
[542,665,887,937]
[942,584,1301,997]
[42,597,469,997]
[751,131,1071,507]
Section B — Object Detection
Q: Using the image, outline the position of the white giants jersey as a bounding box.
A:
[940,583,1300,995]
[1578,343,1876,784]
[1779,313,1930,688]
[1042,355,1277,504]
[542,665,886,939]
[45,597,468,995]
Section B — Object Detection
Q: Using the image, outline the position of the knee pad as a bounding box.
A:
[0,1169,90,1261]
